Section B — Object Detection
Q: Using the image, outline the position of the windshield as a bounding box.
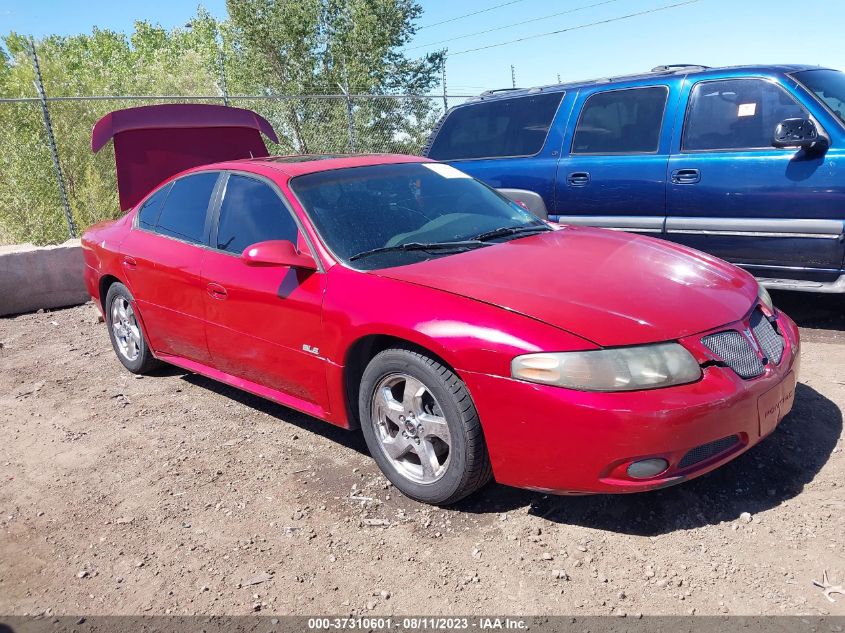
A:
[289,162,546,270]
[794,69,845,125]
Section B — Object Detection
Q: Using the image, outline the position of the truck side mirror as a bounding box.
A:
[772,118,828,152]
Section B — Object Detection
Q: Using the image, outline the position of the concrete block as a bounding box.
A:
[0,240,89,317]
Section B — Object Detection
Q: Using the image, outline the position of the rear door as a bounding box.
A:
[665,76,845,277]
[551,84,676,233]
[201,172,330,414]
[119,171,222,364]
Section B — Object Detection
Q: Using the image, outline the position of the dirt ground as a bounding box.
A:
[1,292,844,617]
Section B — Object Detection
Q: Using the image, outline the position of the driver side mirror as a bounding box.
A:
[241,240,317,270]
[772,118,828,151]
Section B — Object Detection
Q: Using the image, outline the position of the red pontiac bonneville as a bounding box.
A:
[83,104,799,505]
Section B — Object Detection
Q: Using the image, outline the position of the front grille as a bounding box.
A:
[701,307,785,380]
[701,330,764,379]
[678,435,740,469]
[749,309,784,365]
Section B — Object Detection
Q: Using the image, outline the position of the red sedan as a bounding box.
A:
[83,105,799,505]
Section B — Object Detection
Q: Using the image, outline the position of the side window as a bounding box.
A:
[572,86,668,154]
[427,92,563,160]
[155,172,219,244]
[215,175,299,254]
[137,183,171,230]
[683,79,809,151]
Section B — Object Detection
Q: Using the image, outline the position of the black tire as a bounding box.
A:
[104,282,160,374]
[359,347,493,505]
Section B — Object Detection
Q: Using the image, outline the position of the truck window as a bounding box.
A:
[427,92,563,161]
[794,68,845,125]
[571,86,668,154]
[682,78,808,151]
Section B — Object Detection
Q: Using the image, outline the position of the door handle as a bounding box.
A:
[567,172,591,187]
[671,168,701,184]
[122,256,137,269]
[206,282,228,300]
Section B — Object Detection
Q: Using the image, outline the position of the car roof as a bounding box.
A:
[462,64,833,104]
[202,153,431,177]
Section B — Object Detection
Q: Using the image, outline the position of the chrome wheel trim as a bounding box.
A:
[110,296,141,362]
[370,373,452,485]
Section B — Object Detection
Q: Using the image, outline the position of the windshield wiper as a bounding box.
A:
[471,224,552,242]
[349,240,484,262]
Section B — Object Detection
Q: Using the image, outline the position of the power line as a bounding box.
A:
[417,0,530,31]
[407,0,623,52]
[449,0,702,56]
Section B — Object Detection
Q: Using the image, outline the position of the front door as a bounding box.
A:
[552,85,674,234]
[666,77,845,279]
[201,173,329,413]
[119,171,221,364]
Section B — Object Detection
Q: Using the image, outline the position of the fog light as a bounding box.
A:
[627,458,669,479]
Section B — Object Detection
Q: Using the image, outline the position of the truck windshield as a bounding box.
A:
[794,69,845,125]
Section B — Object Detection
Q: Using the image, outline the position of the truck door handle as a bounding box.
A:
[671,168,701,184]
[206,282,228,300]
[567,172,591,187]
[122,256,137,269]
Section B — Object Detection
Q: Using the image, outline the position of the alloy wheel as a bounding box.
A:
[370,373,452,484]
[110,296,141,362]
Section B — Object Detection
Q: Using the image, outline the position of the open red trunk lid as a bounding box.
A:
[92,103,279,210]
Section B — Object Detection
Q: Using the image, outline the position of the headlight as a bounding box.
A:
[511,343,701,392]
[757,282,775,313]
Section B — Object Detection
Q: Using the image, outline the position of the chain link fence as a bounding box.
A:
[0,90,469,246]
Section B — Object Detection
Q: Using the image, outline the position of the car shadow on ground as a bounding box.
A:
[455,382,842,536]
[179,373,370,456]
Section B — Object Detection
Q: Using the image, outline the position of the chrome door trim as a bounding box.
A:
[551,215,664,233]
[665,217,845,240]
[742,262,843,273]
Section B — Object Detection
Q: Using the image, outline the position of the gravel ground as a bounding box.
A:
[0,296,843,617]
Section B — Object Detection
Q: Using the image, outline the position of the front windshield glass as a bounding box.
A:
[289,162,546,269]
[794,69,845,125]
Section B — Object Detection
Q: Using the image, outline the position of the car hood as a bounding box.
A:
[375,226,758,347]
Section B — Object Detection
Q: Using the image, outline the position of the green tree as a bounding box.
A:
[0,1,444,244]
[225,0,444,154]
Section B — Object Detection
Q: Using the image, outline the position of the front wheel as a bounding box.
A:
[359,347,492,505]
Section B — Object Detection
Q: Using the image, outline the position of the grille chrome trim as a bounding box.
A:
[678,435,740,469]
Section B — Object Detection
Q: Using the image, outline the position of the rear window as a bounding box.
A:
[427,92,563,160]
[137,183,172,231]
[571,87,668,154]
[155,172,219,244]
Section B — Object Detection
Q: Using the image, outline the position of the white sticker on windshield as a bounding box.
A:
[422,163,471,179]
[737,102,757,117]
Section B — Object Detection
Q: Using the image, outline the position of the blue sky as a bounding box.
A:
[2,0,844,95]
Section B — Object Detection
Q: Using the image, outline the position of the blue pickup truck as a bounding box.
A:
[423,64,845,293]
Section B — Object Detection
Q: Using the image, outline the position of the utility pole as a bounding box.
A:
[29,37,76,239]
[338,65,356,153]
[216,31,230,107]
[511,65,516,88]
[442,59,448,112]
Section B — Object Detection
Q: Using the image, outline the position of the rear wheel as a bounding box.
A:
[359,347,492,505]
[104,282,159,374]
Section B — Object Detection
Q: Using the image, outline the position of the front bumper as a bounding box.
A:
[461,311,800,494]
